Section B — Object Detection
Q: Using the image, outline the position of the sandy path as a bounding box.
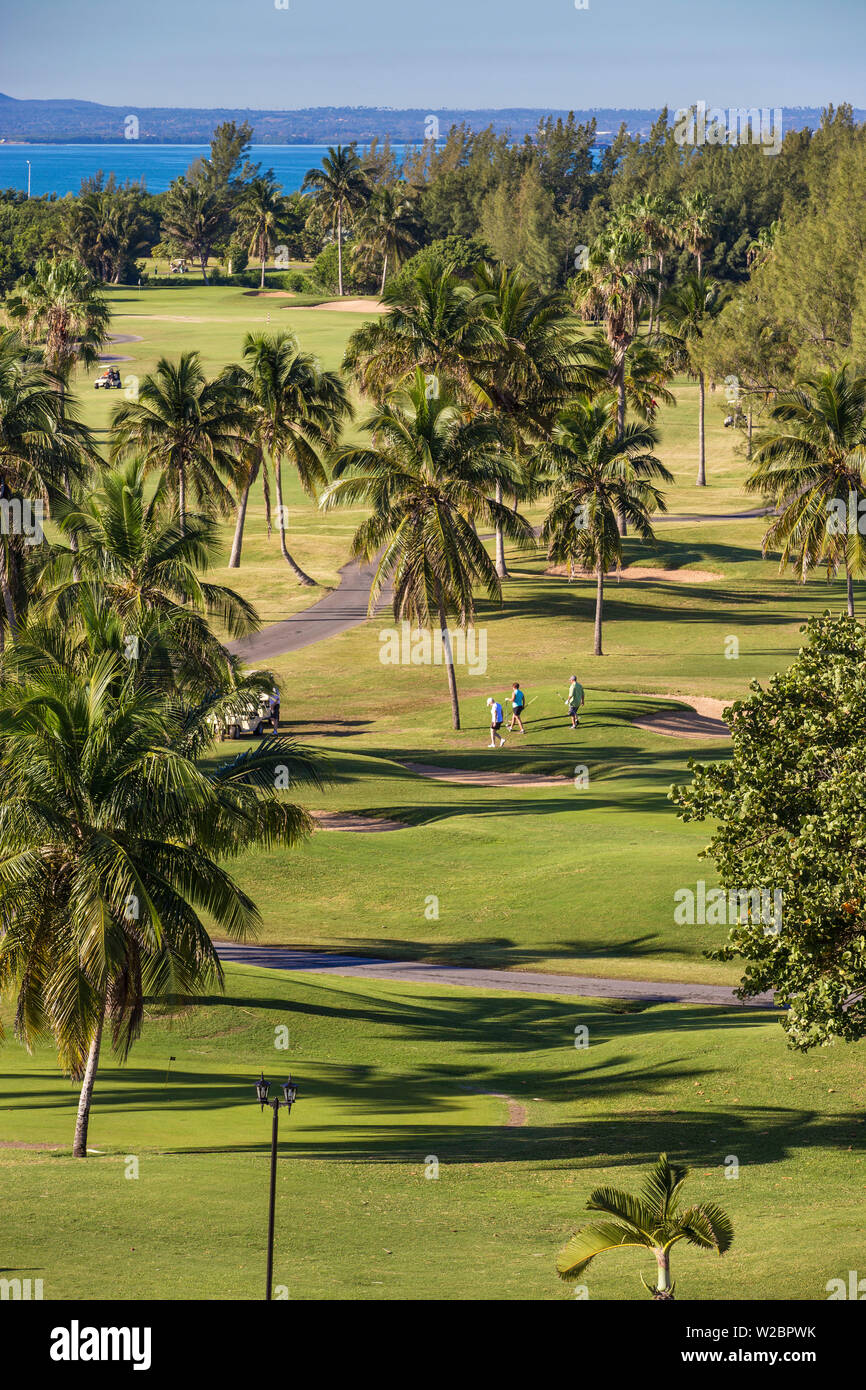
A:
[398,761,568,788]
[215,942,776,1008]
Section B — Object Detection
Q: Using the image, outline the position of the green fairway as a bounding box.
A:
[2,963,863,1300]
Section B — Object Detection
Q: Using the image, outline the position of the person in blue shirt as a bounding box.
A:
[508,682,526,733]
[486,696,506,748]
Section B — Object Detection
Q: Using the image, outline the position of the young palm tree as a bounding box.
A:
[677,191,715,277]
[36,458,259,684]
[556,1153,733,1299]
[225,333,350,584]
[352,185,421,293]
[0,650,323,1157]
[471,261,603,578]
[661,275,726,486]
[238,175,289,289]
[541,395,671,655]
[320,370,534,728]
[110,351,244,532]
[301,146,369,296]
[590,337,676,424]
[746,367,866,616]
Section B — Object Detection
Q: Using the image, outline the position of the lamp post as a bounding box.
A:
[255,1072,298,1300]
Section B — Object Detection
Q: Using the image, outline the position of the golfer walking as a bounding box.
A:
[508,682,526,733]
[486,696,506,748]
[567,675,585,729]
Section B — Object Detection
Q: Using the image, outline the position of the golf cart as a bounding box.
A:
[94,367,122,390]
[223,691,274,740]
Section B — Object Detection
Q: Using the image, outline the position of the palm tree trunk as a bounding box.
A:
[656,252,664,317]
[229,482,251,568]
[380,252,388,295]
[0,539,17,636]
[653,1247,674,1300]
[274,457,315,585]
[178,463,187,535]
[337,204,344,297]
[438,602,460,729]
[200,249,209,285]
[260,240,266,290]
[594,561,604,656]
[747,406,753,460]
[494,480,509,579]
[72,1002,105,1158]
[847,566,855,618]
[696,370,706,486]
[697,249,703,277]
[59,383,81,578]
[616,357,628,536]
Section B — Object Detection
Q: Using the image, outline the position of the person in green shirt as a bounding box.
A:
[567,675,585,729]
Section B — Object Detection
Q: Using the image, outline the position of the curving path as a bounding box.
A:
[227,555,386,663]
[214,942,775,1009]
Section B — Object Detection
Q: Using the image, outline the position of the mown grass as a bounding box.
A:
[2,963,863,1300]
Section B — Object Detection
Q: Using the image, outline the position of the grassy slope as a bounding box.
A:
[2,963,864,1301]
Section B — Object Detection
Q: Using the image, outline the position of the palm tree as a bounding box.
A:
[678,191,714,277]
[343,262,483,401]
[6,257,110,385]
[661,275,726,486]
[471,261,602,578]
[574,225,658,531]
[301,146,369,296]
[0,648,323,1157]
[584,336,676,425]
[238,175,288,289]
[7,257,109,520]
[0,329,97,639]
[746,367,866,617]
[110,351,244,532]
[556,1153,733,1299]
[161,177,224,283]
[352,185,421,293]
[226,333,350,583]
[617,194,672,335]
[540,395,671,654]
[320,370,534,728]
[36,458,259,683]
[746,219,780,270]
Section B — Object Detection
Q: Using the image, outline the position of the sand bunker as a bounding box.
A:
[303,297,386,313]
[399,761,567,788]
[628,692,731,739]
[546,564,723,583]
[312,809,405,832]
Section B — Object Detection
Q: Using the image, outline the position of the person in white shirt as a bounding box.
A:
[486,696,506,748]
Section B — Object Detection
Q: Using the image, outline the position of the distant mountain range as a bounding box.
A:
[0,93,859,144]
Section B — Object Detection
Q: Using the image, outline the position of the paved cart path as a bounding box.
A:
[215,942,775,1009]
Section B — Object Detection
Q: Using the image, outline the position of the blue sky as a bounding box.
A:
[2,0,863,109]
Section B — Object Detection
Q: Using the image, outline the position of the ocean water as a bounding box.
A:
[0,143,414,198]
[0,140,604,199]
